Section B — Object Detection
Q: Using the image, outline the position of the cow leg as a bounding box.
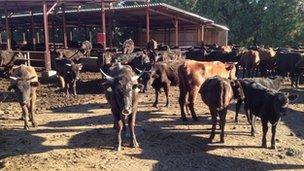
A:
[235,99,243,123]
[242,68,246,78]
[209,109,217,142]
[116,119,123,151]
[251,114,257,136]
[65,83,70,97]
[73,81,77,96]
[261,119,268,148]
[58,76,65,89]
[30,91,37,127]
[188,86,199,121]
[219,108,227,143]
[244,103,252,125]
[128,114,139,148]
[179,88,187,121]
[164,83,170,107]
[153,89,159,107]
[271,124,277,149]
[21,104,30,130]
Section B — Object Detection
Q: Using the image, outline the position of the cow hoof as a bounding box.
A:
[152,103,158,108]
[32,122,38,127]
[220,139,225,143]
[181,117,188,121]
[165,103,171,107]
[261,143,267,148]
[116,146,122,151]
[271,145,276,149]
[24,125,30,130]
[131,142,139,148]
[234,119,239,123]
[251,132,256,137]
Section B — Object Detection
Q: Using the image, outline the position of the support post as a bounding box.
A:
[225,30,228,45]
[108,7,113,48]
[62,4,68,49]
[174,18,179,47]
[30,11,36,50]
[43,1,51,71]
[146,1,150,42]
[101,2,106,51]
[5,5,11,50]
[0,32,2,43]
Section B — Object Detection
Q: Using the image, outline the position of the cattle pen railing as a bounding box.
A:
[12,50,45,70]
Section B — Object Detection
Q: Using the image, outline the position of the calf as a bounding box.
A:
[240,50,260,78]
[8,65,39,130]
[200,77,244,143]
[146,60,184,107]
[238,80,297,149]
[55,58,83,97]
[235,76,285,122]
[178,60,237,121]
[258,48,276,77]
[101,63,143,151]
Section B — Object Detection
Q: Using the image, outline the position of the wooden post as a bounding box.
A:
[62,4,68,49]
[37,32,40,43]
[30,11,36,50]
[43,1,51,71]
[89,31,92,43]
[174,18,179,47]
[5,6,11,50]
[69,31,73,41]
[52,19,56,50]
[22,32,26,43]
[146,1,150,42]
[0,32,2,43]
[101,2,106,51]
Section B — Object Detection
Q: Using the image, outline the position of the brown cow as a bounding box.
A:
[8,65,39,130]
[200,76,244,143]
[240,50,260,78]
[219,46,232,53]
[258,48,276,77]
[178,60,237,121]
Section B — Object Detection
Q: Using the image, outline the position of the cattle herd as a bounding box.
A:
[0,39,303,151]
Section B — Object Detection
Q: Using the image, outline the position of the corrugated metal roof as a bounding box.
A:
[1,3,229,31]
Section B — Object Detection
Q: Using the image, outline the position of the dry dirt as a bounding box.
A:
[0,72,304,171]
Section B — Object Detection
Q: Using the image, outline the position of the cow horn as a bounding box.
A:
[132,68,145,82]
[100,68,114,83]
[26,76,36,81]
[9,76,19,81]
[66,63,72,67]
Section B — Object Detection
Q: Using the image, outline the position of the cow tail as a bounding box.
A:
[178,65,190,115]
[219,81,225,111]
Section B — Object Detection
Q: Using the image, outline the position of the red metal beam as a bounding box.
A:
[101,1,106,51]
[146,0,150,42]
[5,5,12,50]
[175,18,178,47]
[62,4,68,49]
[43,1,51,71]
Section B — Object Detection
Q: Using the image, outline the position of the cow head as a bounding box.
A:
[230,80,245,100]
[101,68,144,115]
[273,92,298,117]
[66,63,83,80]
[225,63,237,80]
[8,76,39,105]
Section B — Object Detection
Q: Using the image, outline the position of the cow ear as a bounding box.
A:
[225,64,234,70]
[288,94,298,102]
[30,81,40,87]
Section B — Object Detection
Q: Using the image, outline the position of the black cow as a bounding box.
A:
[8,65,39,130]
[275,52,304,87]
[55,58,83,97]
[200,77,244,143]
[100,63,143,151]
[235,76,285,122]
[237,80,297,149]
[185,48,208,61]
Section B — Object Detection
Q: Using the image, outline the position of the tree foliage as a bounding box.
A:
[152,0,304,46]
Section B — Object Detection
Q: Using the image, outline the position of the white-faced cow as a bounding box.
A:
[8,65,39,130]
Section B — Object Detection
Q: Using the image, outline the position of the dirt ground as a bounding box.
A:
[0,72,304,171]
